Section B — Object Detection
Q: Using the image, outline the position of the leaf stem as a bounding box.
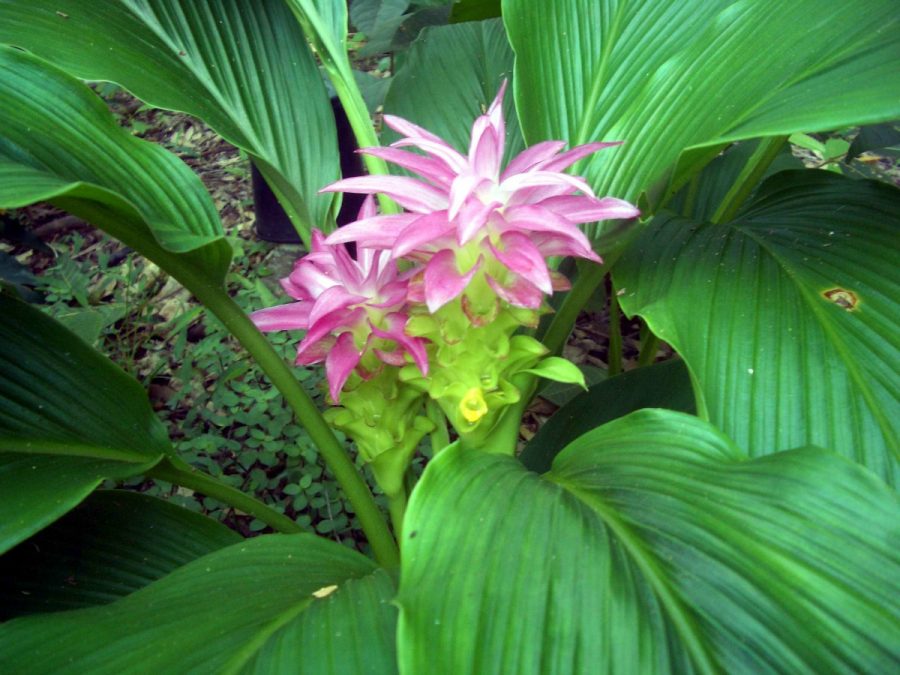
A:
[148,456,305,534]
[607,286,623,376]
[711,135,787,224]
[637,324,661,368]
[181,280,400,568]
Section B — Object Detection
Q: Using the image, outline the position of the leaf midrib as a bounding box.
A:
[547,473,721,675]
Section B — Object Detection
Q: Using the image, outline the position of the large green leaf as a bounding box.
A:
[504,0,900,236]
[615,171,900,485]
[0,45,230,281]
[0,295,170,554]
[384,19,524,164]
[0,535,397,674]
[0,0,339,241]
[521,358,695,472]
[398,410,900,673]
[0,490,240,618]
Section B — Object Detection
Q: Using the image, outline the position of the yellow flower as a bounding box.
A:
[460,387,488,423]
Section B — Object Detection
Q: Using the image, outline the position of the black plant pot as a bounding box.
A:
[253,96,366,244]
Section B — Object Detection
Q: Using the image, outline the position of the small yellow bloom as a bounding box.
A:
[460,387,488,423]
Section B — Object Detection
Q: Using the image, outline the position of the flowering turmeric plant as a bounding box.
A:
[1,1,899,673]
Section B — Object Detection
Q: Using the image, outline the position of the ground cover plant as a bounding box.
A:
[1,1,899,672]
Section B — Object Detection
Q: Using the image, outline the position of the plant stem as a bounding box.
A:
[387,487,407,540]
[149,456,305,534]
[283,0,398,214]
[637,323,661,368]
[607,286,623,376]
[426,399,450,455]
[182,280,400,568]
[539,260,607,356]
[711,135,787,224]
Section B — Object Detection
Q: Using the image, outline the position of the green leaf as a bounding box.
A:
[398,409,900,673]
[847,121,900,160]
[0,535,397,674]
[504,0,900,239]
[450,0,501,23]
[0,0,339,242]
[0,490,240,618]
[667,140,803,221]
[615,171,900,485]
[522,358,696,472]
[0,295,170,554]
[0,45,230,282]
[523,356,587,387]
[53,303,127,346]
[384,19,524,165]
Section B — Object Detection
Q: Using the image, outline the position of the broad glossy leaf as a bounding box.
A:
[616,171,900,484]
[504,0,900,237]
[522,358,695,472]
[0,490,240,618]
[0,0,339,240]
[666,140,803,222]
[0,45,230,281]
[450,0,501,23]
[847,121,900,161]
[0,295,170,553]
[0,535,397,675]
[398,410,900,673]
[242,568,398,674]
[384,19,524,164]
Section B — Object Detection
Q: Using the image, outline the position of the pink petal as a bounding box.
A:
[392,211,455,259]
[250,302,311,332]
[468,116,501,179]
[321,176,448,213]
[487,80,507,140]
[295,335,335,365]
[297,307,365,362]
[309,285,366,327]
[530,233,602,263]
[502,140,567,180]
[500,204,598,259]
[359,147,455,187]
[370,313,429,375]
[536,141,622,172]
[392,137,468,174]
[325,332,362,402]
[284,263,336,299]
[537,195,640,222]
[486,274,543,309]
[382,114,447,145]
[501,171,596,198]
[487,231,553,294]
[356,194,377,220]
[448,174,490,221]
[456,198,500,246]
[331,240,364,288]
[423,250,481,313]
[325,213,418,248]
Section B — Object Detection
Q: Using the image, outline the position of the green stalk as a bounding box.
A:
[711,135,787,224]
[637,324,661,368]
[149,456,304,534]
[181,275,400,568]
[283,0,398,214]
[109,223,399,567]
[539,260,607,356]
[607,287,623,376]
[426,399,451,455]
[387,486,407,540]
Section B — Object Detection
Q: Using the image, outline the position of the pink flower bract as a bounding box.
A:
[250,198,428,402]
[323,81,639,311]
